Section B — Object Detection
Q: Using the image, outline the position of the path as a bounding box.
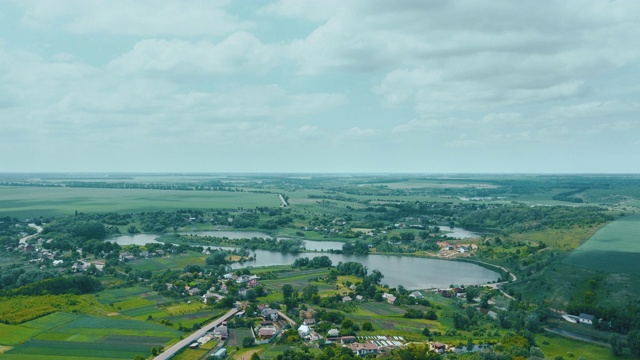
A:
[278,194,288,207]
[470,260,517,300]
[544,327,610,347]
[19,223,43,245]
[277,310,296,326]
[154,308,238,360]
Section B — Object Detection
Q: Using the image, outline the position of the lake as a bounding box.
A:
[231,250,499,289]
[443,227,480,239]
[110,233,500,289]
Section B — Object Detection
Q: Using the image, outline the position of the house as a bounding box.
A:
[258,327,276,338]
[327,329,340,337]
[579,313,595,325]
[261,308,279,321]
[342,296,352,302]
[53,259,64,266]
[140,251,150,258]
[213,325,228,339]
[306,331,321,342]
[303,318,316,326]
[341,336,357,344]
[349,284,357,290]
[347,342,379,356]
[409,291,423,299]
[188,287,201,296]
[355,295,364,301]
[202,293,224,304]
[430,342,448,353]
[386,295,397,305]
[298,324,311,337]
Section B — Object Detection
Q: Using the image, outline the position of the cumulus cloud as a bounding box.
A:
[108,32,276,77]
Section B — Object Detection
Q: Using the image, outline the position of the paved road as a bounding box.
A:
[278,194,288,207]
[154,308,238,360]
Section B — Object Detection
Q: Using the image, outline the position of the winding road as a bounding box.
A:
[19,223,43,245]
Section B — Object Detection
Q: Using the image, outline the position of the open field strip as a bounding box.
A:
[563,214,640,274]
[0,186,280,218]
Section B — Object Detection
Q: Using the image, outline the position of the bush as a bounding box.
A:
[242,336,255,348]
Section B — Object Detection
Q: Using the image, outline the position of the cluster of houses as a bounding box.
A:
[119,249,166,262]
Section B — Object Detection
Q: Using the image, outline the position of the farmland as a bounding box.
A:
[563,214,640,274]
[0,186,280,219]
[0,313,178,360]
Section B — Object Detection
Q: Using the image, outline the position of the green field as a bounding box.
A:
[0,186,280,218]
[563,215,640,274]
[0,313,179,360]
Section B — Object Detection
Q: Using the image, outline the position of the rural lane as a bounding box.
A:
[19,223,43,245]
[154,308,238,360]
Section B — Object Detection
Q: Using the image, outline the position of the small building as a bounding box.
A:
[211,347,227,359]
[258,327,276,338]
[430,342,448,354]
[303,318,316,326]
[342,296,352,302]
[409,291,423,299]
[348,342,379,356]
[213,325,228,339]
[341,336,357,344]
[188,287,201,296]
[261,308,279,321]
[579,313,595,325]
[298,324,311,337]
[386,295,397,305]
[327,328,340,337]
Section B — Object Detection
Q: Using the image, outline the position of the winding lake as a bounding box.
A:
[109,233,500,289]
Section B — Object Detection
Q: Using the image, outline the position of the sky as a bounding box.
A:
[1,0,639,173]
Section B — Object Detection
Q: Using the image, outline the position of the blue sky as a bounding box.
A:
[1,0,639,173]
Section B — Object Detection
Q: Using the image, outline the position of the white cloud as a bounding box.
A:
[108,32,276,77]
[20,0,249,36]
[346,127,380,137]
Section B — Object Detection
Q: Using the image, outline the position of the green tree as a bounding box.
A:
[250,353,261,360]
[242,336,255,348]
[465,287,480,303]
[282,284,294,299]
[362,322,373,331]
[628,330,640,358]
[609,333,624,356]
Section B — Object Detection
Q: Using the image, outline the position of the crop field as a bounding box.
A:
[0,186,280,219]
[563,215,640,274]
[0,312,179,360]
[261,269,329,291]
[128,252,206,272]
[357,302,406,316]
[227,328,254,347]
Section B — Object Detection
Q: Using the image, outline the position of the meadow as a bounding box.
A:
[563,214,640,274]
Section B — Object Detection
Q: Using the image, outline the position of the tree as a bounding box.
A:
[362,322,373,331]
[628,330,640,358]
[250,353,261,360]
[242,336,255,348]
[282,284,294,299]
[465,287,480,303]
[151,347,158,356]
[610,334,624,356]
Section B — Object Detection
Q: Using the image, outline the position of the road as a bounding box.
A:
[277,310,296,326]
[19,223,43,245]
[154,308,238,360]
[278,194,288,207]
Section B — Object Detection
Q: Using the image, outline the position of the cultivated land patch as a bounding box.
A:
[1,314,179,360]
[563,215,640,274]
[0,186,280,219]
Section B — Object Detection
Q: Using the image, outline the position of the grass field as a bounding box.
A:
[537,331,626,360]
[0,186,280,219]
[563,215,640,274]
